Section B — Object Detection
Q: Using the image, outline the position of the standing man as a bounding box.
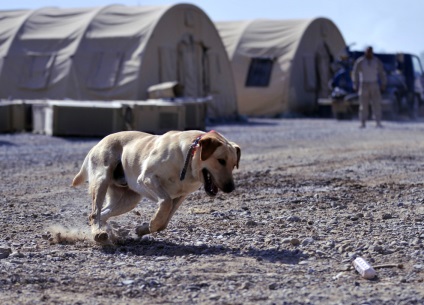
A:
[352,46,387,128]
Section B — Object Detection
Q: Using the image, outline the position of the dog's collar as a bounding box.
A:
[180,130,215,181]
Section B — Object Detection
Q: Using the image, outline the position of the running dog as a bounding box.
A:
[72,130,241,243]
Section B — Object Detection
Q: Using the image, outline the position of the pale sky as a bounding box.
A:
[3,0,424,58]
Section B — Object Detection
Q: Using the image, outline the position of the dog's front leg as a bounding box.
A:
[149,197,174,233]
[135,174,173,236]
[135,198,172,236]
[166,196,186,225]
[136,196,186,237]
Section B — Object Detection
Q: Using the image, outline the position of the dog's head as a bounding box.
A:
[198,131,241,197]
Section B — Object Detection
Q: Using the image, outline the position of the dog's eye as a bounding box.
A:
[218,159,226,166]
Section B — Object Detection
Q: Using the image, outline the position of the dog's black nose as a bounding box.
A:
[222,181,235,193]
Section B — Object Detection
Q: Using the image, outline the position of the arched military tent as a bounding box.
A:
[0,4,238,119]
[216,18,346,116]
[0,7,102,100]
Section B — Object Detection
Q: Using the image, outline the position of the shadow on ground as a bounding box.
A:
[98,238,306,265]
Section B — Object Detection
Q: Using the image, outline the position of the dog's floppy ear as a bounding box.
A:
[232,143,241,169]
[200,136,222,161]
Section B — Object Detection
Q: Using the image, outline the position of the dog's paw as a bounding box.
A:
[94,231,109,243]
[135,223,150,237]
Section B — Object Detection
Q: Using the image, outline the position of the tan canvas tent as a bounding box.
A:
[216,18,346,116]
[0,4,238,119]
[0,7,102,100]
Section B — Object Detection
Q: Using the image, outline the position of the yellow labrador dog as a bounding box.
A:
[72,130,240,243]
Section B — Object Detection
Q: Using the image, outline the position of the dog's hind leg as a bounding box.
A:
[101,185,141,220]
[89,176,109,226]
[90,185,141,243]
[88,177,110,243]
[87,161,119,243]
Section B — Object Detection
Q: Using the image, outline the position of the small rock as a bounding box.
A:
[347,252,358,259]
[23,245,38,251]
[326,240,335,248]
[286,215,301,222]
[154,256,168,261]
[333,272,347,280]
[282,238,292,244]
[316,250,327,256]
[42,232,51,240]
[344,246,354,252]
[0,245,12,259]
[9,251,25,258]
[373,245,384,253]
[301,237,314,246]
[330,202,339,208]
[209,294,220,300]
[412,238,421,245]
[290,238,301,246]
[413,264,423,271]
[340,264,352,271]
[241,281,252,289]
[382,213,393,220]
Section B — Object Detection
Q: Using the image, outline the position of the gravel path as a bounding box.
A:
[1,118,424,305]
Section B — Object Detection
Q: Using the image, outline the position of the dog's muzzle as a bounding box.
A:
[222,181,235,193]
[202,169,235,196]
[202,169,218,197]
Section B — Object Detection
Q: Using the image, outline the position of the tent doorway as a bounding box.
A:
[177,33,208,98]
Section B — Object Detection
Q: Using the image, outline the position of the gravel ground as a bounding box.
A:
[1,118,424,305]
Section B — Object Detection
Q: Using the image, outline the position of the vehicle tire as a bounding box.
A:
[384,93,400,121]
[407,94,419,119]
[334,110,352,120]
[334,111,344,120]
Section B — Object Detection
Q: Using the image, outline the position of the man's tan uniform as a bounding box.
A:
[352,56,387,126]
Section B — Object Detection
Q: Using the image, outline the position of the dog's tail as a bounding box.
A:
[71,149,92,187]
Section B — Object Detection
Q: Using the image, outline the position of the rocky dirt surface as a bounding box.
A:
[1,118,424,305]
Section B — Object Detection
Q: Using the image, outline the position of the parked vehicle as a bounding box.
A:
[318,49,424,120]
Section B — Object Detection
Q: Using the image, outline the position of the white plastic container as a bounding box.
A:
[352,257,377,279]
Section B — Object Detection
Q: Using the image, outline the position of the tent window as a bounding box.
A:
[245,57,273,87]
[87,52,124,90]
[19,54,56,90]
